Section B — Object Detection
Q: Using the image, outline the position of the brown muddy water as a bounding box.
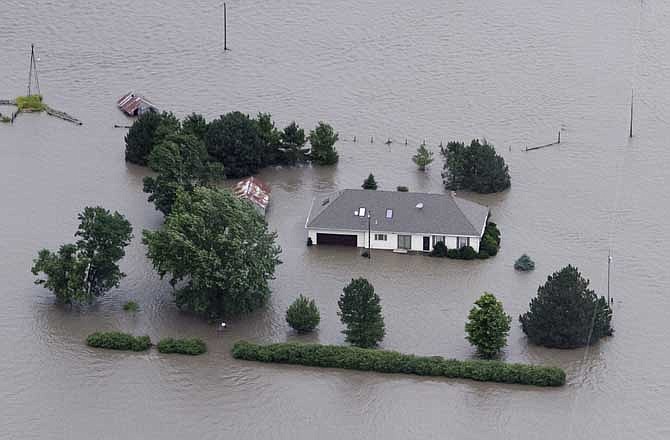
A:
[2,0,670,438]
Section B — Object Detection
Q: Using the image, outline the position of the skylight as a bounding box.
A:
[358,207,366,217]
[386,209,393,219]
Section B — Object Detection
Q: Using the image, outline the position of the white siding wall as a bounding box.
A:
[308,229,480,252]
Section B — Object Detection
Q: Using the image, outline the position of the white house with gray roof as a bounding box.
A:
[305,189,490,253]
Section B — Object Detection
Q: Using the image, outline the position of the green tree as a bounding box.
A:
[519,265,613,348]
[143,187,281,318]
[441,139,511,193]
[182,113,208,141]
[412,143,434,171]
[125,112,180,165]
[309,122,339,165]
[465,293,511,358]
[279,121,309,165]
[205,111,264,178]
[361,173,378,190]
[338,278,385,348]
[143,134,225,215]
[255,113,282,166]
[31,207,133,304]
[286,294,320,333]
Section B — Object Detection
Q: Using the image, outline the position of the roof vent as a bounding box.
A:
[416,202,424,209]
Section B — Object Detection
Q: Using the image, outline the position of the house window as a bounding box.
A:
[374,234,387,241]
[398,235,412,250]
[457,237,470,249]
[432,235,445,246]
[386,209,393,219]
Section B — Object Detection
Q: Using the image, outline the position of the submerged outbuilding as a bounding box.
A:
[117,92,158,116]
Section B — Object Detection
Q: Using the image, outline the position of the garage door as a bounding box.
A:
[317,233,358,246]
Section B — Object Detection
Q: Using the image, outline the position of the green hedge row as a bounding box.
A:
[232,341,565,387]
[157,337,207,355]
[86,332,151,352]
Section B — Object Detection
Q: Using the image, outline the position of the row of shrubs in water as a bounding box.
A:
[85,331,206,355]
[231,341,566,387]
[430,222,501,260]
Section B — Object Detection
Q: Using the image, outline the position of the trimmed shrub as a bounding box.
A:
[86,332,151,351]
[286,295,320,333]
[157,338,207,355]
[123,300,139,312]
[447,248,461,259]
[232,341,566,387]
[430,241,448,257]
[515,254,535,271]
[479,222,501,256]
[460,246,477,260]
[396,186,409,192]
[362,174,378,190]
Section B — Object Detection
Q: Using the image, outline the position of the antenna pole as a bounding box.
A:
[223,3,228,51]
[27,44,34,96]
[629,89,634,138]
[607,252,612,303]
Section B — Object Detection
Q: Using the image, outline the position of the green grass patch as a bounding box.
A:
[123,300,139,312]
[86,331,151,352]
[157,337,207,355]
[15,95,45,111]
[232,341,565,387]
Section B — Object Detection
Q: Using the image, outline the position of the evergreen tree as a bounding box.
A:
[255,112,282,166]
[32,207,133,304]
[143,187,281,318]
[309,122,339,165]
[279,121,309,165]
[441,139,511,193]
[338,278,385,348]
[412,143,434,171]
[361,173,378,190]
[465,293,511,358]
[286,295,320,333]
[519,265,613,348]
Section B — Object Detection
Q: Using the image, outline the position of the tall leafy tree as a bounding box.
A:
[338,278,385,348]
[412,143,434,171]
[279,121,309,165]
[520,265,613,348]
[465,293,511,358]
[125,112,180,166]
[205,111,265,178]
[143,134,224,215]
[441,139,511,193]
[182,113,208,141]
[361,173,378,190]
[309,122,339,165]
[32,207,133,304]
[143,187,281,318]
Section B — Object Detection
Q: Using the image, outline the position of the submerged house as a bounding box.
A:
[234,177,271,215]
[305,189,489,252]
[117,92,158,116]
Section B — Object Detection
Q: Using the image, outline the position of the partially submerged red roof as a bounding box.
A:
[234,177,271,211]
[117,92,158,116]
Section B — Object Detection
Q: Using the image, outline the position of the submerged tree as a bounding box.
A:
[412,143,434,171]
[143,187,281,318]
[279,121,310,165]
[309,122,339,165]
[465,293,511,358]
[125,112,180,166]
[31,207,133,304]
[338,278,385,348]
[205,111,265,178]
[286,294,320,333]
[519,265,613,348]
[181,113,208,141]
[255,112,282,166]
[441,139,511,193]
[143,134,224,215]
[361,173,378,190]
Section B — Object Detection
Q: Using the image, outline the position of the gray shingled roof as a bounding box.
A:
[306,189,489,236]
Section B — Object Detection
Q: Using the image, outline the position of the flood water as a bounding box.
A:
[2,0,670,438]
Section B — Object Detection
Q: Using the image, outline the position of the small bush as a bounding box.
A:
[460,246,477,260]
[479,222,501,257]
[477,249,490,259]
[515,254,535,271]
[16,95,45,111]
[361,250,370,258]
[307,237,313,246]
[396,186,409,192]
[362,174,378,190]
[286,294,320,333]
[157,337,207,355]
[123,300,139,312]
[1,115,11,123]
[86,331,151,351]
[447,248,461,259]
[430,241,448,257]
[232,341,566,387]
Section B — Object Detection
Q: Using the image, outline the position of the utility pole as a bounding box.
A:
[607,252,612,303]
[367,212,371,259]
[629,89,634,138]
[27,44,40,96]
[223,3,228,51]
